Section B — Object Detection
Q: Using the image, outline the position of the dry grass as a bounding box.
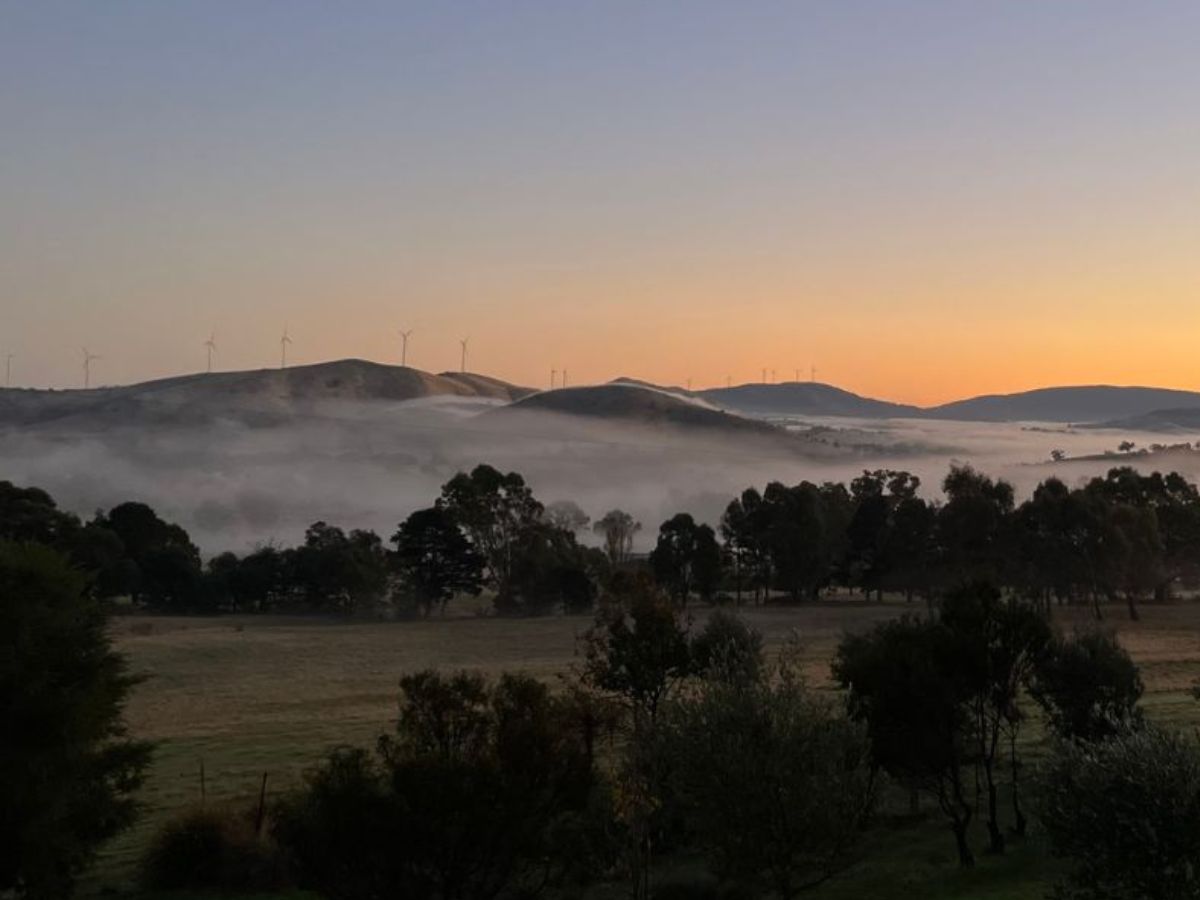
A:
[89,599,1200,893]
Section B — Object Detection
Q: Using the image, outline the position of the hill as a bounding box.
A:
[923,386,1200,423]
[699,382,918,419]
[490,384,783,437]
[0,360,534,430]
[1083,407,1200,433]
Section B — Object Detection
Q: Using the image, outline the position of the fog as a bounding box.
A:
[3,397,1197,556]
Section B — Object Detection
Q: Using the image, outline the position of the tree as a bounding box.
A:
[649,513,709,607]
[938,582,1050,850]
[1029,629,1143,743]
[720,488,771,604]
[937,465,1015,585]
[93,501,203,609]
[659,674,876,898]
[290,522,389,614]
[439,465,544,603]
[391,507,484,616]
[503,521,598,615]
[276,671,598,900]
[0,542,153,898]
[834,616,979,867]
[593,509,641,567]
[545,500,590,534]
[580,577,692,726]
[1040,725,1200,900]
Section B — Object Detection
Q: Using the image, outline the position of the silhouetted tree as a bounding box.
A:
[593,509,641,567]
[834,616,979,867]
[291,522,388,614]
[93,501,203,610]
[0,542,153,898]
[544,500,590,534]
[391,507,484,616]
[439,465,544,604]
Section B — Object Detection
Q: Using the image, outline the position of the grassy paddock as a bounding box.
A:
[91,598,1200,897]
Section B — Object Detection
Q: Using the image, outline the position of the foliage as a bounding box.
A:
[276,670,600,900]
[1029,629,1144,742]
[594,508,641,566]
[391,506,484,616]
[0,542,153,898]
[690,609,764,685]
[580,576,693,724]
[659,673,876,899]
[649,513,721,606]
[140,804,285,892]
[834,615,979,867]
[438,464,544,603]
[1039,725,1200,900]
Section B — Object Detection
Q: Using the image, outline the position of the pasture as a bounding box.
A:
[92,599,1200,898]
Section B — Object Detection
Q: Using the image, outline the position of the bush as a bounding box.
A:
[657,673,876,899]
[690,610,764,685]
[141,804,286,892]
[1029,629,1143,742]
[275,672,603,900]
[1040,725,1200,899]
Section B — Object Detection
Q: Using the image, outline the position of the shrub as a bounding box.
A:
[141,804,286,892]
[1029,629,1143,742]
[1040,725,1200,899]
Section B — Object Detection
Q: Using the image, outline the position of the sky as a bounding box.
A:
[2,2,1199,404]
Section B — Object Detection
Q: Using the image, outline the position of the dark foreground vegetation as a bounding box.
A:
[7,462,1200,898]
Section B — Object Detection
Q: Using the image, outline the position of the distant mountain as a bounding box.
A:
[698,382,919,419]
[1083,407,1200,433]
[0,360,534,430]
[492,384,781,437]
[923,386,1200,424]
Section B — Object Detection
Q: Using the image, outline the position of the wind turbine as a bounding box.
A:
[204,332,217,374]
[399,329,413,367]
[82,348,100,389]
[811,364,817,383]
[459,337,469,374]
[551,368,557,389]
[562,369,567,387]
[280,327,292,369]
[4,353,12,388]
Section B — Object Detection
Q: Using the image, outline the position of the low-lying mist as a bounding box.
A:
[3,397,1197,556]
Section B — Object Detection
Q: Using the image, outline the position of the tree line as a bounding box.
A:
[7,461,1200,619]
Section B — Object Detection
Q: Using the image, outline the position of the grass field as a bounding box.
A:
[89,598,1200,898]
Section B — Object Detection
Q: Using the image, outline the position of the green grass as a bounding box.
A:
[87,599,1200,898]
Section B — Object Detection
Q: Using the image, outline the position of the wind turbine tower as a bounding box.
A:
[82,348,100,389]
[399,329,413,367]
[551,368,557,389]
[4,353,12,388]
[280,327,293,369]
[811,364,817,383]
[204,332,217,374]
[459,338,469,374]
[562,369,568,387]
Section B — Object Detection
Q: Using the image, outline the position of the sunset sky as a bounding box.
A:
[3,2,1199,404]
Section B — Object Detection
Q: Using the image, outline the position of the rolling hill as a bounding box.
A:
[491,384,781,437]
[0,360,534,430]
[922,386,1200,423]
[699,382,919,418]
